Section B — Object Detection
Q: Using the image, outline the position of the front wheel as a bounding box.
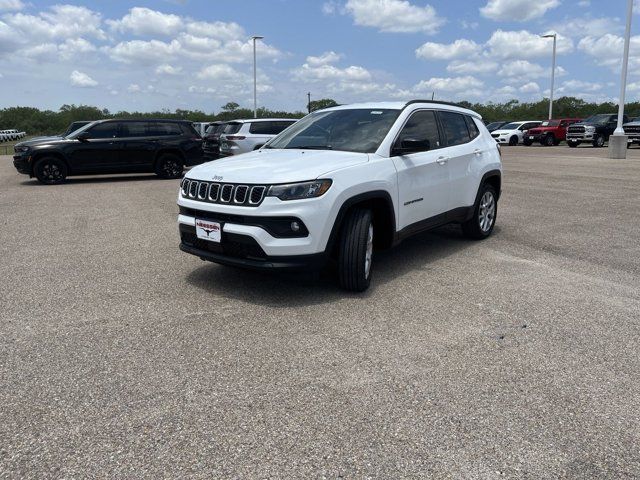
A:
[509,136,518,146]
[462,184,497,240]
[568,141,579,148]
[338,209,374,292]
[155,154,183,179]
[593,135,605,148]
[34,157,68,185]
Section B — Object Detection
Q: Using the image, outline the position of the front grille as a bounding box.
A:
[181,179,267,207]
[491,133,499,138]
[624,126,640,133]
[568,126,585,134]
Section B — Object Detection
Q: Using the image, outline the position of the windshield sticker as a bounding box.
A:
[370,111,383,115]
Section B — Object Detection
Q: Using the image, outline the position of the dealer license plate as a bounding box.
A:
[195,219,221,243]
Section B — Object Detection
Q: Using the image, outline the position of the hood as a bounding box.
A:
[571,121,599,127]
[528,126,556,133]
[187,148,369,184]
[16,136,66,148]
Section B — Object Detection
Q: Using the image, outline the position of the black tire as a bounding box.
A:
[544,134,555,146]
[509,136,518,146]
[155,153,183,179]
[592,135,605,148]
[34,157,68,185]
[338,208,374,292]
[462,184,498,240]
[568,141,579,148]
[523,139,533,146]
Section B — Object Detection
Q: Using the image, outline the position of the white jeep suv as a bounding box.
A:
[178,101,502,291]
[491,121,542,146]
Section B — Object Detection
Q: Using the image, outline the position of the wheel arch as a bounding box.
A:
[325,190,396,257]
[31,151,71,175]
[154,148,186,166]
[480,170,502,200]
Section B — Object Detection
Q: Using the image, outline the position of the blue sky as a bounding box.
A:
[0,0,637,113]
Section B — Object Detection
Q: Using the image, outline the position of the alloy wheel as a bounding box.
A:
[364,223,373,279]
[478,191,496,232]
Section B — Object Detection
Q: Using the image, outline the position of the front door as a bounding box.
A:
[67,122,121,173]
[391,109,451,231]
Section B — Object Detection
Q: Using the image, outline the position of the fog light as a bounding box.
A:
[290,221,300,232]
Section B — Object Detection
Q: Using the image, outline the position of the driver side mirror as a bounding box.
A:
[77,132,91,142]
[392,138,431,156]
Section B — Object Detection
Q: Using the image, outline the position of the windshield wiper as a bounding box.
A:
[284,145,333,150]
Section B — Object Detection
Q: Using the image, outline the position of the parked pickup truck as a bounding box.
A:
[622,117,640,147]
[566,114,627,148]
[523,118,582,146]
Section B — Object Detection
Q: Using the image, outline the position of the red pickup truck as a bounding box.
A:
[523,118,583,146]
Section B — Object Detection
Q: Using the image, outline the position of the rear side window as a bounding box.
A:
[224,123,242,135]
[249,121,295,135]
[395,110,442,153]
[148,122,182,136]
[465,116,480,140]
[440,111,470,146]
[87,122,119,139]
[120,122,147,138]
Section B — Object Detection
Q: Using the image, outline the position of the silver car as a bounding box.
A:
[219,118,297,156]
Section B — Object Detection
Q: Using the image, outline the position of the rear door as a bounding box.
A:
[391,109,450,230]
[119,121,156,171]
[67,122,121,173]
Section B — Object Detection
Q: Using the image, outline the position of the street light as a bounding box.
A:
[542,33,557,120]
[609,0,633,159]
[251,35,264,119]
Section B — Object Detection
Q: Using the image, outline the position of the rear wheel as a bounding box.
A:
[155,153,183,179]
[462,184,497,240]
[509,136,518,146]
[34,157,67,185]
[338,209,374,292]
[544,134,555,146]
[523,139,533,146]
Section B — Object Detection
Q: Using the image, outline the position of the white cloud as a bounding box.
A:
[558,80,602,93]
[294,63,372,82]
[578,34,640,70]
[416,39,481,60]
[59,38,96,60]
[155,64,182,75]
[106,39,180,64]
[446,59,498,74]
[412,76,484,92]
[306,51,343,66]
[0,0,24,11]
[185,21,245,41]
[70,70,98,88]
[550,16,621,38]
[498,60,546,80]
[107,7,183,37]
[519,82,540,93]
[127,84,141,93]
[197,64,243,81]
[4,5,105,40]
[481,0,560,22]
[344,0,445,34]
[486,30,573,59]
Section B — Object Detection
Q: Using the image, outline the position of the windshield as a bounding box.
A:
[583,114,611,124]
[500,122,522,130]
[266,109,400,153]
[541,120,560,127]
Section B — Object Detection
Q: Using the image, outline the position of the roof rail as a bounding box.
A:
[405,99,469,108]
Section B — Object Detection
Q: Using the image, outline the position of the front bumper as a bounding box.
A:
[566,133,595,142]
[12,154,31,175]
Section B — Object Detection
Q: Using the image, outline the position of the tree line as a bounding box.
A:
[1,97,637,136]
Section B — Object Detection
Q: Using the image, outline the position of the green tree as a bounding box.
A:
[308,98,339,112]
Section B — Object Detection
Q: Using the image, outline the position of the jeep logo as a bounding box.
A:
[212,175,223,181]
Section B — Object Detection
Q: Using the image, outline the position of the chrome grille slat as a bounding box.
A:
[249,186,266,204]
[220,184,234,203]
[208,183,220,201]
[234,185,249,204]
[197,182,208,200]
[188,181,198,198]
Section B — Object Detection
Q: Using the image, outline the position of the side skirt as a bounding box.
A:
[393,206,474,245]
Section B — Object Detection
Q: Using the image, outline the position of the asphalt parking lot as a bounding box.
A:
[1,146,639,478]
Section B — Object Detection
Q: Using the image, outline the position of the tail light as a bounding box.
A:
[225,136,246,141]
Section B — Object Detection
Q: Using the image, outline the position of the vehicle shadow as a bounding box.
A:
[20,174,179,186]
[185,224,481,307]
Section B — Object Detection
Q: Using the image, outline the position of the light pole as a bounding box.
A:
[251,35,264,119]
[542,33,557,120]
[609,0,633,159]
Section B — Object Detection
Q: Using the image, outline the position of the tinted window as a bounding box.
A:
[120,122,147,138]
[395,110,442,153]
[249,121,295,135]
[224,123,242,135]
[465,116,480,139]
[87,122,119,139]
[440,111,470,146]
[147,122,182,136]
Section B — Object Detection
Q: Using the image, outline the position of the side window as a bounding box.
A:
[121,122,147,138]
[440,111,471,146]
[394,110,442,154]
[224,123,242,135]
[465,116,480,140]
[87,122,119,139]
[148,122,182,136]
[271,121,295,135]
[249,122,274,135]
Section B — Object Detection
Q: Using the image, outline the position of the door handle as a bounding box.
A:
[473,149,483,156]
[437,156,449,165]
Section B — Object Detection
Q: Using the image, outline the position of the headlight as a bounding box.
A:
[14,146,29,153]
[267,179,332,201]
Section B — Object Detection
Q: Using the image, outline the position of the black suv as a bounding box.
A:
[13,119,203,184]
[566,114,628,148]
[202,121,227,160]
